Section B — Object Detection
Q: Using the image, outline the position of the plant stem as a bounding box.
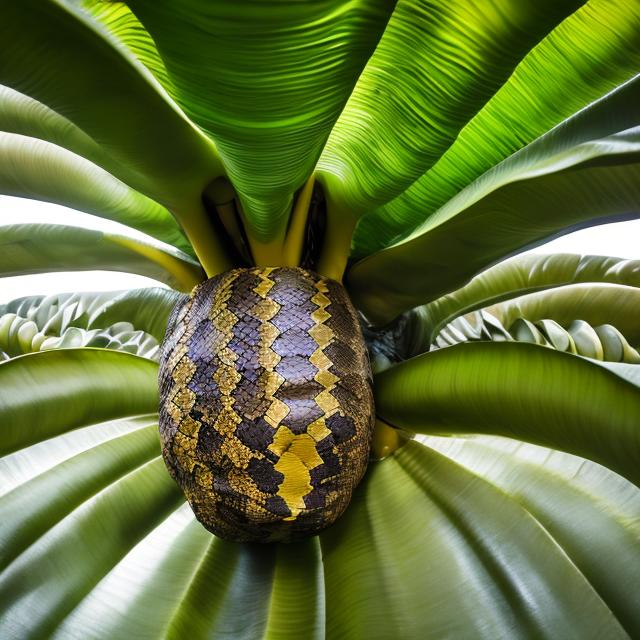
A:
[241,176,316,268]
[106,233,204,291]
[172,199,232,278]
[282,175,315,267]
[371,418,407,459]
[246,229,287,268]
[316,195,357,282]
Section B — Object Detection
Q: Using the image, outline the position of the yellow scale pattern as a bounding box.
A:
[159,267,375,542]
[267,279,340,518]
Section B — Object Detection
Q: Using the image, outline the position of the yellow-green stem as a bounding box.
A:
[316,198,357,282]
[246,231,287,268]
[106,233,204,291]
[172,199,232,278]
[282,175,315,267]
[371,418,406,459]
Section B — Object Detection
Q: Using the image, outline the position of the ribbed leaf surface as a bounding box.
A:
[431,311,640,367]
[374,342,640,486]
[353,0,640,256]
[2,344,638,637]
[421,434,640,637]
[124,0,394,241]
[0,0,221,208]
[0,288,181,344]
[0,223,202,290]
[317,0,581,215]
[2,3,640,638]
[0,133,193,256]
[418,253,640,345]
[488,284,640,345]
[0,349,158,455]
[0,84,113,173]
[0,314,160,362]
[79,1,174,94]
[349,121,640,323]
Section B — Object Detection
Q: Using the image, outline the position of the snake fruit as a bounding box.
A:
[159,267,375,542]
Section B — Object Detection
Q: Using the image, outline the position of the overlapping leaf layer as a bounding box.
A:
[1,1,640,638]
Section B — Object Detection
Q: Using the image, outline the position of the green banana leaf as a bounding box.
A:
[0,312,160,361]
[431,311,640,364]
[0,349,158,455]
[0,287,187,360]
[1,345,637,637]
[84,288,183,341]
[0,84,113,173]
[488,284,640,345]
[2,3,640,638]
[0,1,221,208]
[78,1,175,96]
[353,0,640,257]
[317,0,580,215]
[121,0,394,242]
[596,361,640,388]
[349,124,640,324]
[417,253,640,344]
[419,434,640,637]
[0,133,193,256]
[0,223,203,290]
[374,341,640,486]
[0,288,182,343]
[0,291,115,329]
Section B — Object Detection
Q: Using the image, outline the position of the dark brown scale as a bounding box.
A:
[158,267,374,542]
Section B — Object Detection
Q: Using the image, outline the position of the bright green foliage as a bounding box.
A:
[348,76,640,322]
[123,0,395,241]
[375,342,640,485]
[354,0,640,256]
[318,0,582,214]
[1,1,639,638]
[0,134,193,255]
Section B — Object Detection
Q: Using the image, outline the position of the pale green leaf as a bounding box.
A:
[418,253,640,344]
[0,312,160,361]
[0,223,203,290]
[0,456,184,638]
[488,284,640,345]
[0,292,123,334]
[0,422,159,570]
[348,122,640,324]
[422,434,640,636]
[374,342,640,485]
[0,84,113,172]
[2,365,637,637]
[431,311,640,365]
[0,349,158,455]
[0,288,182,343]
[321,444,630,638]
[86,288,182,341]
[0,133,194,255]
[0,0,221,209]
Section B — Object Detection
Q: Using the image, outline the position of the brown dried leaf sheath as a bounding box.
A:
[158,267,374,542]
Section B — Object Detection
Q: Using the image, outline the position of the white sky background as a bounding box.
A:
[1,194,639,304]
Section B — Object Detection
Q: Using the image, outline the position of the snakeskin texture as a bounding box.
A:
[158,267,374,542]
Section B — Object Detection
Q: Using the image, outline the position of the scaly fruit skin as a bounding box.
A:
[158,267,374,542]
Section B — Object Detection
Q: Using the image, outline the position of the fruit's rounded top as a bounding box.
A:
[159,267,375,542]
